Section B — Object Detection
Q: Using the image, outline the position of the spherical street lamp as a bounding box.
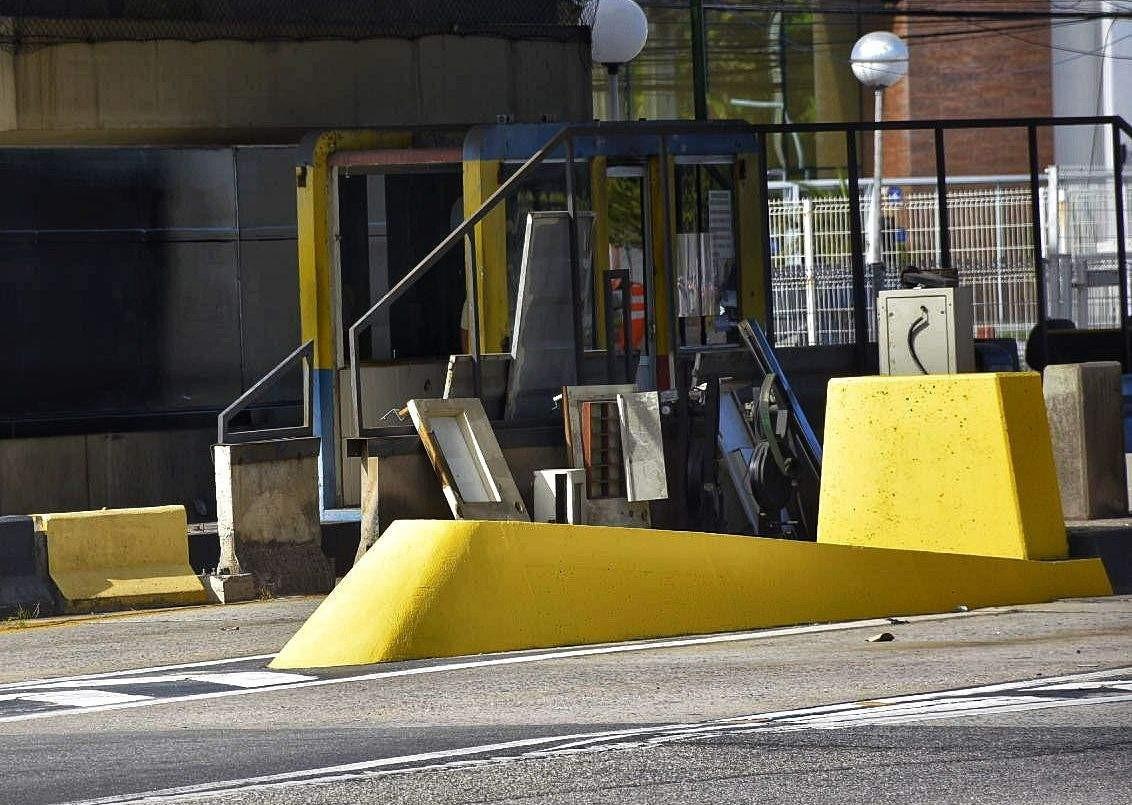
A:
[587,0,649,121]
[851,31,908,277]
[850,31,909,90]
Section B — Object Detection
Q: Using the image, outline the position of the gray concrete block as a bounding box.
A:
[1067,518,1132,594]
[215,437,333,596]
[199,572,257,604]
[0,515,56,615]
[1043,362,1128,520]
[355,450,450,564]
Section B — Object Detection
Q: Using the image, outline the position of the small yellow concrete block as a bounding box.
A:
[269,519,1109,669]
[817,372,1067,560]
[36,505,208,612]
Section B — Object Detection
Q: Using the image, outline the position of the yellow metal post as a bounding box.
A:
[462,159,509,353]
[293,129,412,507]
[735,153,768,325]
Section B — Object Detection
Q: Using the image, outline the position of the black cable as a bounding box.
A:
[907,305,931,375]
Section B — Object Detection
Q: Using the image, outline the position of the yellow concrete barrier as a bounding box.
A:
[36,505,208,612]
[269,519,1110,669]
[818,372,1067,560]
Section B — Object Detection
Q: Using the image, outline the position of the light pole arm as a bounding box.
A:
[866,87,885,268]
[606,64,622,121]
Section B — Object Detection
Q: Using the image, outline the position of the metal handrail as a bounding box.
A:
[217,340,314,445]
[347,119,759,436]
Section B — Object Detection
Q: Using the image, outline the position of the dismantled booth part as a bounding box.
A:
[562,384,654,527]
[687,320,822,539]
[406,398,530,522]
[506,211,595,420]
[533,469,586,524]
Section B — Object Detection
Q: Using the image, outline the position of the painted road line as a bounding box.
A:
[13,690,153,708]
[0,654,276,692]
[0,671,317,720]
[14,671,316,691]
[0,611,1017,724]
[63,669,1132,805]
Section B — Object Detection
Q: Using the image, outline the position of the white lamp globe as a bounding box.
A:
[850,31,908,89]
[588,0,649,67]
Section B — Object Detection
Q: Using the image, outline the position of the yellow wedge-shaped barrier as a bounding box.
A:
[272,372,1111,670]
[270,519,1110,669]
[819,372,1067,559]
[36,505,208,612]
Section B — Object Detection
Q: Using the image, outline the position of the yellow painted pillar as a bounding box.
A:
[735,153,767,325]
[819,373,1069,560]
[462,159,509,353]
[293,129,411,507]
[296,129,412,370]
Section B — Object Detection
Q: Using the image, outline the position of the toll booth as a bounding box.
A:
[288,122,767,511]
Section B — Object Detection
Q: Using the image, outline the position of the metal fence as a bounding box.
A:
[768,171,1131,355]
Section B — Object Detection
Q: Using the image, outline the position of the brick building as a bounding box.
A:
[883,0,1055,177]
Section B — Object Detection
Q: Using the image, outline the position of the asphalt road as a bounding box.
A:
[0,596,1128,805]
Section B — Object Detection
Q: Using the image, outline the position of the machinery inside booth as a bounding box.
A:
[266,121,829,558]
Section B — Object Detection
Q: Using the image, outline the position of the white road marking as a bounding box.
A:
[63,669,1132,805]
[183,671,315,688]
[15,690,152,708]
[13,671,317,693]
[1031,680,1132,692]
[0,611,1011,724]
[0,654,276,692]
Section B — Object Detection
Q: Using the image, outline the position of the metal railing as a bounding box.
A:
[216,340,314,445]
[754,116,1132,364]
[215,115,1132,444]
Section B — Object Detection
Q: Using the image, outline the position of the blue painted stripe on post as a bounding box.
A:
[312,369,337,512]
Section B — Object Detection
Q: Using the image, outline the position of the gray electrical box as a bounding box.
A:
[877,287,975,375]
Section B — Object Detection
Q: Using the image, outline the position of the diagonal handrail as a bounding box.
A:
[217,340,314,445]
[347,124,572,435]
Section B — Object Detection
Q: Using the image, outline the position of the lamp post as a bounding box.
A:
[588,0,649,121]
[850,32,908,282]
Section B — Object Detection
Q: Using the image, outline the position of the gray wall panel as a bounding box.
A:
[85,430,216,522]
[238,238,301,391]
[153,241,242,409]
[235,146,300,237]
[147,149,237,235]
[0,144,302,423]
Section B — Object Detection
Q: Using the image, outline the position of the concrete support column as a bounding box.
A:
[1043,362,1129,520]
[214,437,334,595]
[355,448,449,564]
